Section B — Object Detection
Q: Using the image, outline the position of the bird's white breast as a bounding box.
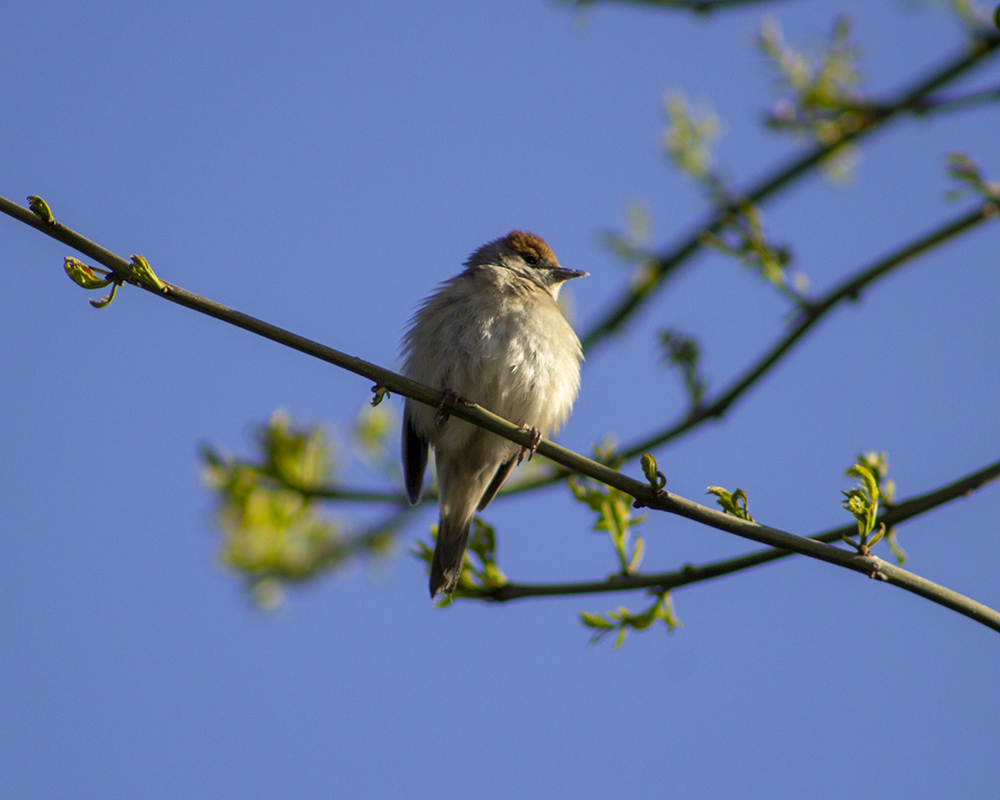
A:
[402,268,582,451]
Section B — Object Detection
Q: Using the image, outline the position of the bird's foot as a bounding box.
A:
[517,427,542,464]
[434,389,463,426]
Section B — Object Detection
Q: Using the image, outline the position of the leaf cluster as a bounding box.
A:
[658,329,706,410]
[580,590,680,648]
[758,15,866,181]
[706,485,754,522]
[569,467,647,577]
[661,94,807,301]
[946,152,1000,202]
[840,452,887,555]
[700,202,804,301]
[662,92,721,185]
[201,411,397,606]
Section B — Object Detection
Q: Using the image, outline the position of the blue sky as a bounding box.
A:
[3,1,999,797]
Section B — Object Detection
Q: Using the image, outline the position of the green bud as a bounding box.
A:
[370,384,390,407]
[27,196,55,224]
[127,254,166,292]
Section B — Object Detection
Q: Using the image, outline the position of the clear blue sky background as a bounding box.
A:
[3,1,999,797]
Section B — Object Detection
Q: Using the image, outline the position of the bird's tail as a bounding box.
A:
[430,513,473,598]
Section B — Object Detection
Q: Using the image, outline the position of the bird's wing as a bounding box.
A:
[476,455,517,511]
[402,406,429,505]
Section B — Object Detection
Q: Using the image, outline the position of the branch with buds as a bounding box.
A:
[3,192,1000,634]
[581,26,1000,351]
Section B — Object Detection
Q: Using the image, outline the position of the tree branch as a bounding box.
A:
[621,197,1000,457]
[481,194,1000,498]
[579,30,1000,353]
[221,191,1000,504]
[877,84,1000,117]
[4,194,999,632]
[470,457,1000,599]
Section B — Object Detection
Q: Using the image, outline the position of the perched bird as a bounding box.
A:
[401,231,586,598]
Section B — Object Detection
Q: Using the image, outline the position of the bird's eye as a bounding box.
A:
[522,252,539,266]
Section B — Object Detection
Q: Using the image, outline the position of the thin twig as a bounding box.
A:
[881,84,1000,116]
[621,198,1000,457]
[270,479,412,505]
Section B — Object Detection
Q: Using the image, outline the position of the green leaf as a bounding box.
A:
[641,453,657,485]
[202,411,401,606]
[581,590,681,648]
[352,404,395,470]
[580,612,614,630]
[701,201,805,302]
[64,257,113,290]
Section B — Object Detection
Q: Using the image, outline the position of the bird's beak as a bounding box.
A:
[551,268,588,282]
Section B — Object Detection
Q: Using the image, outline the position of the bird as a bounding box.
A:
[401,231,586,598]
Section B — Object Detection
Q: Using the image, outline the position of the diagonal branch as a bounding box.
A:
[621,198,1000,457]
[470,457,1000,600]
[875,84,1000,117]
[199,190,1000,505]
[240,189,999,503]
[579,30,1000,353]
[488,195,999,496]
[4,194,999,632]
